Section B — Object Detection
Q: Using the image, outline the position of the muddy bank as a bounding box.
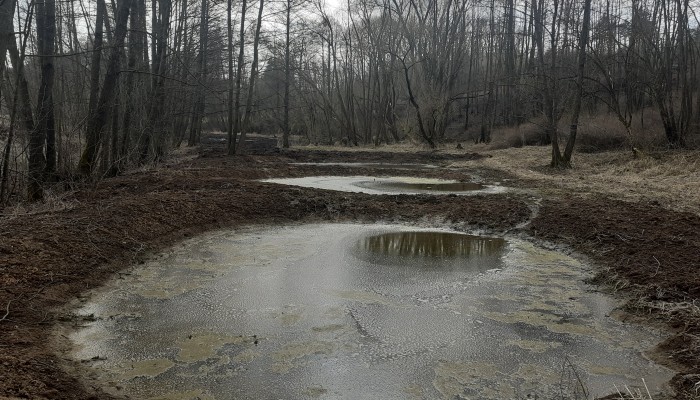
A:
[527,196,700,398]
[0,146,698,398]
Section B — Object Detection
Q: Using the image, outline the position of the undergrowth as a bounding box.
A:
[483,110,693,153]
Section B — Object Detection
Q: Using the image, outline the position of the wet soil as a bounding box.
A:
[0,144,699,399]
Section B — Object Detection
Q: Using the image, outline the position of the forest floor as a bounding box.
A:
[0,137,699,399]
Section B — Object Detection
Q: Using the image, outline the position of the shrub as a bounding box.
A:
[486,121,546,149]
[571,116,629,153]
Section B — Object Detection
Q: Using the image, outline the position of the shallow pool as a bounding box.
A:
[67,224,672,399]
[262,176,505,195]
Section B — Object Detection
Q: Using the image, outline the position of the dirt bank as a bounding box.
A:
[0,144,698,399]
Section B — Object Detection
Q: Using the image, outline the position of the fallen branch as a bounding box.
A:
[651,256,661,277]
[0,299,12,323]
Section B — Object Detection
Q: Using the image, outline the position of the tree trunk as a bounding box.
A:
[109,88,120,173]
[188,0,207,148]
[227,0,247,155]
[561,0,592,166]
[28,0,57,200]
[119,0,142,170]
[1,0,32,202]
[2,0,35,136]
[86,0,105,137]
[401,58,435,149]
[7,38,36,134]
[236,0,265,154]
[141,0,172,162]
[480,81,495,143]
[282,0,291,148]
[226,0,235,150]
[532,0,556,150]
[43,0,57,178]
[0,0,15,83]
[78,0,132,175]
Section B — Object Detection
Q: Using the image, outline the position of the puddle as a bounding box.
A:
[356,180,485,192]
[262,176,505,195]
[291,162,438,170]
[66,224,673,399]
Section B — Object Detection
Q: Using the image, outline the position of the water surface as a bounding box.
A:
[68,224,672,399]
[262,176,503,195]
[291,162,438,170]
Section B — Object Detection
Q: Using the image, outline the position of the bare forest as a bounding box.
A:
[1,0,699,203]
[2,0,700,395]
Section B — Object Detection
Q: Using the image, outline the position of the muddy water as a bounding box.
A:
[356,180,485,192]
[262,176,505,195]
[67,224,672,399]
[291,162,438,170]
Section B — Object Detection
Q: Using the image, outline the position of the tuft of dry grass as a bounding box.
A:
[2,189,79,219]
[612,379,655,400]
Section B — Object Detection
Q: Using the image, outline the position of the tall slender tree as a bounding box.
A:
[235,0,265,154]
[188,0,208,147]
[78,0,132,175]
[228,0,247,154]
[28,0,57,199]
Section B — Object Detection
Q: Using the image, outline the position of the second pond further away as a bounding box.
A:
[261,176,505,195]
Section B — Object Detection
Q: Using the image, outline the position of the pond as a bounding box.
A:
[262,176,505,195]
[67,224,672,399]
[290,162,439,170]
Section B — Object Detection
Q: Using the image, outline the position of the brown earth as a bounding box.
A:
[1,141,699,399]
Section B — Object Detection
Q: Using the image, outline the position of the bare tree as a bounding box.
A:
[188,0,208,148]
[28,0,57,199]
[226,0,236,150]
[282,0,293,148]
[227,0,247,154]
[235,0,265,154]
[560,0,592,167]
[1,0,33,202]
[78,0,132,175]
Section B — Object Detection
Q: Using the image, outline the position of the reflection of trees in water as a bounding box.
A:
[361,232,504,258]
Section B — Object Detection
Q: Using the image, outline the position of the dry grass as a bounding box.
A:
[575,113,670,152]
[486,122,545,149]
[575,115,630,153]
[483,111,671,153]
[1,189,79,219]
[298,140,436,153]
[612,379,655,400]
[458,146,700,216]
[131,144,200,172]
